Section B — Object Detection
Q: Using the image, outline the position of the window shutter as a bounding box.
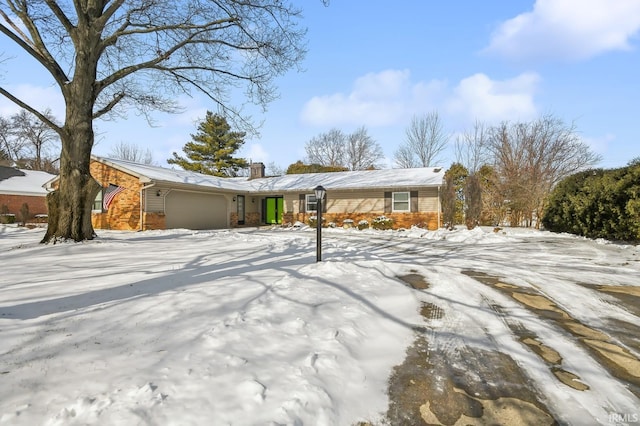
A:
[322,194,328,213]
[384,192,392,213]
[299,194,306,213]
[411,191,418,212]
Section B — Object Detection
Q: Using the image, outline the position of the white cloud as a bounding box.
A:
[445,72,540,123]
[484,0,640,61]
[301,70,539,129]
[581,133,615,155]
[300,70,413,127]
[243,143,270,163]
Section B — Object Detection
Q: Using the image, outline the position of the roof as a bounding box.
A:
[0,166,55,196]
[94,156,445,193]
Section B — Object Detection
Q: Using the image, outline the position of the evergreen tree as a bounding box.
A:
[440,163,469,229]
[168,112,249,177]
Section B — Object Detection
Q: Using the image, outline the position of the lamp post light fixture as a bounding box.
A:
[314,185,326,262]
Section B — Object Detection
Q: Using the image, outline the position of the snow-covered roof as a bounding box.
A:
[0,166,55,196]
[95,156,445,193]
[245,167,445,192]
[96,157,250,192]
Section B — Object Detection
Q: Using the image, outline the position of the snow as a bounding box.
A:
[1,224,639,425]
[96,156,445,192]
[0,169,55,196]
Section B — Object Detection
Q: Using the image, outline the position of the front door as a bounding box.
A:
[237,195,245,225]
[264,196,283,224]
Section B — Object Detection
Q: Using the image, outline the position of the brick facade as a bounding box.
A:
[0,194,48,218]
[283,212,441,230]
[90,161,145,231]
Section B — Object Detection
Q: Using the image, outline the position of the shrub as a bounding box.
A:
[18,203,30,226]
[371,215,393,230]
[357,219,369,230]
[0,213,16,224]
[307,216,325,228]
[542,163,640,241]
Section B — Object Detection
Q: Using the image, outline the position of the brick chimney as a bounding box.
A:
[249,162,265,179]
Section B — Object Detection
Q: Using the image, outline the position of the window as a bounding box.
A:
[392,192,410,212]
[92,188,104,212]
[305,194,318,212]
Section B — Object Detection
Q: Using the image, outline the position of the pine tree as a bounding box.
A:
[168,112,249,177]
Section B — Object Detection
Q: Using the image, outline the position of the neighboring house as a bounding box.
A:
[45,156,445,231]
[0,166,54,221]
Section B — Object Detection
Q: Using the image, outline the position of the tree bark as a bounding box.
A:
[41,40,101,243]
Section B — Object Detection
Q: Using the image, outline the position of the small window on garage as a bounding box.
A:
[305,194,318,212]
[392,191,410,212]
[92,188,104,212]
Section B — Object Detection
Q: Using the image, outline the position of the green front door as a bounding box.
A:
[265,197,283,224]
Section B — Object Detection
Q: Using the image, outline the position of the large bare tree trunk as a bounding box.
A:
[41,53,100,243]
[41,143,100,243]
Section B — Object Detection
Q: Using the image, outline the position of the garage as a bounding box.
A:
[165,190,228,230]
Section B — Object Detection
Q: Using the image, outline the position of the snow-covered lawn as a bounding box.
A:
[1,224,639,425]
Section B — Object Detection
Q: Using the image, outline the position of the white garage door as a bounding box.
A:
[165,191,228,230]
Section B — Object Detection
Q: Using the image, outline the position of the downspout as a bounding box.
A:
[140,183,156,231]
[437,185,441,229]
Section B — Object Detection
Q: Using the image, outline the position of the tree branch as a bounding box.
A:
[0,87,63,136]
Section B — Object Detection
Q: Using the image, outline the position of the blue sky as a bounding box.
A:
[1,0,640,171]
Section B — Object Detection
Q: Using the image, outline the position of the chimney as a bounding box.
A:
[249,162,265,179]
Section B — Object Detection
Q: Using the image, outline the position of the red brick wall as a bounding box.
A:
[0,194,48,217]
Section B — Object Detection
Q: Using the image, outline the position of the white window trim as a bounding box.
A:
[305,194,318,213]
[392,191,410,212]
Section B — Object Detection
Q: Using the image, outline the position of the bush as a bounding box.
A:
[542,163,640,241]
[371,215,393,230]
[357,219,369,230]
[307,216,325,228]
[0,214,16,224]
[18,202,30,226]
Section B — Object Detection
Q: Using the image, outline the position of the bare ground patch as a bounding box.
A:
[464,270,640,399]
[384,274,556,425]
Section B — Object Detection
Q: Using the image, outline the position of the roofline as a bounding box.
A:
[92,155,150,182]
[44,156,445,193]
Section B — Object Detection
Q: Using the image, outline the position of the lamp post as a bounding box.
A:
[314,185,326,262]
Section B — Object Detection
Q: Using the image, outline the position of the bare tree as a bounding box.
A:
[109,141,154,165]
[0,114,24,163]
[11,109,60,170]
[0,1,313,243]
[455,121,491,228]
[488,115,601,227]
[344,126,384,170]
[455,121,490,175]
[266,162,284,176]
[305,128,346,167]
[394,111,449,168]
[305,127,384,171]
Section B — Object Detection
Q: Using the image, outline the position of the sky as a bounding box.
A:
[1,224,639,424]
[1,0,640,171]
